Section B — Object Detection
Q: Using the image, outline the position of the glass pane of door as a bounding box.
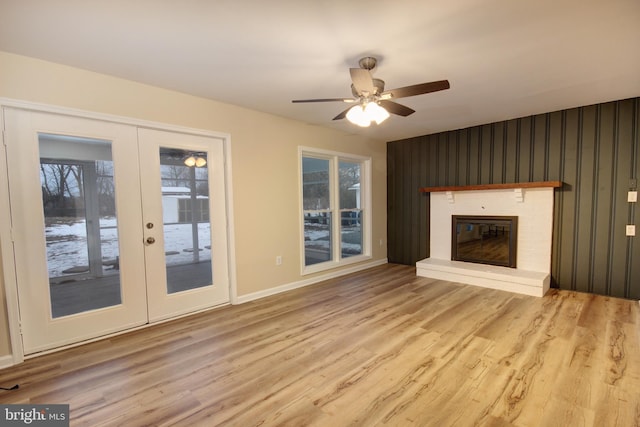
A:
[39,134,122,317]
[159,148,212,293]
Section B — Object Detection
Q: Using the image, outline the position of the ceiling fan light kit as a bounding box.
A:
[184,155,207,167]
[292,56,450,128]
[346,102,390,127]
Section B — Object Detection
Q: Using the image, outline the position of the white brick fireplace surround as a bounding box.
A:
[416,182,562,297]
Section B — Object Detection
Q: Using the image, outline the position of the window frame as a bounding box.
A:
[299,146,372,275]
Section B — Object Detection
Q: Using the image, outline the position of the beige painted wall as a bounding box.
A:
[0,52,388,357]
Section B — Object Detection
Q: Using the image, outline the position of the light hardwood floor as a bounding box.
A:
[1,264,639,426]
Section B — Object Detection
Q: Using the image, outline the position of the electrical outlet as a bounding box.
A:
[628,191,638,203]
[276,256,282,265]
[626,225,636,237]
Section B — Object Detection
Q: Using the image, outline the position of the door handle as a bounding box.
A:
[146,237,156,245]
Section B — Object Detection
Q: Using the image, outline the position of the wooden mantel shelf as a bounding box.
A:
[419,181,562,193]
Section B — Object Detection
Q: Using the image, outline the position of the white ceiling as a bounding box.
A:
[1,0,639,142]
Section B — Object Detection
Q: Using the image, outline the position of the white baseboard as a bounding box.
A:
[0,354,16,370]
[234,258,388,304]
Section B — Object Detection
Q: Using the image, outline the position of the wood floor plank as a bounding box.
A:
[1,264,639,426]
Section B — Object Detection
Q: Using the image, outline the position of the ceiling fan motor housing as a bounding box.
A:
[351,78,385,98]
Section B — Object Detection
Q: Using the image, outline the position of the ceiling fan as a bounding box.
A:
[292,57,450,127]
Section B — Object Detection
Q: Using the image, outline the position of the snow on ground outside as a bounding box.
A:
[45,218,361,278]
[45,217,211,278]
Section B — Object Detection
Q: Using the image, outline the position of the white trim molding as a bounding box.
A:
[235,258,388,304]
[298,146,373,276]
[0,354,16,370]
[0,103,25,366]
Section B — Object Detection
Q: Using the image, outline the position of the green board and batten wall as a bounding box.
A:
[387,97,639,299]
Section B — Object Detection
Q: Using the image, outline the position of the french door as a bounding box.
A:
[3,108,230,354]
[138,128,229,322]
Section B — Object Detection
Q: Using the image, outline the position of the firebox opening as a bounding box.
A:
[451,215,518,268]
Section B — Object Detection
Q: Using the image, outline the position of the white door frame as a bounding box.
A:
[0,98,238,365]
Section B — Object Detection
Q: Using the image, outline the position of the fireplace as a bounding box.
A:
[451,215,517,268]
[415,181,562,297]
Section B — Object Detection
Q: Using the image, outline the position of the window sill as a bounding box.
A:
[301,254,372,276]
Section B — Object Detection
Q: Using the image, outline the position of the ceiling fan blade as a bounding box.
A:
[379,100,415,117]
[332,107,352,121]
[350,68,375,95]
[383,80,450,99]
[292,98,354,103]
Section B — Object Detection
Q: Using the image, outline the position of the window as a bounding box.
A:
[178,198,209,223]
[300,147,371,273]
